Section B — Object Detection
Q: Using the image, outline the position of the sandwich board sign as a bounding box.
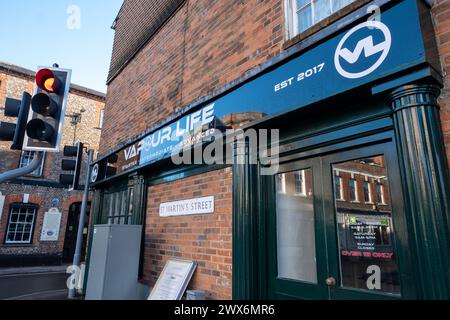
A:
[148,259,197,300]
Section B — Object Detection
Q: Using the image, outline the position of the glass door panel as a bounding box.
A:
[268,158,329,300]
[276,169,317,283]
[332,156,401,295]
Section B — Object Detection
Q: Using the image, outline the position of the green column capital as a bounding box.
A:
[387,84,441,113]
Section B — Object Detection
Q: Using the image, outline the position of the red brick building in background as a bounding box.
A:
[88,0,450,300]
[0,62,105,267]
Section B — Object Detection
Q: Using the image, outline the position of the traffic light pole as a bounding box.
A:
[68,149,93,299]
[0,151,44,184]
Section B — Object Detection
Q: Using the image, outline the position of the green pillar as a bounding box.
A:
[388,84,450,299]
[232,140,259,299]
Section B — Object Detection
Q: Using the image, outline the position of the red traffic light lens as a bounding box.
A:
[36,69,60,93]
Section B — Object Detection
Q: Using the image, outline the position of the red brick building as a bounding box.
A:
[0,62,105,267]
[88,0,450,300]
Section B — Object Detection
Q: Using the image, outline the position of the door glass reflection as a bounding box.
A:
[333,156,401,295]
[276,169,317,283]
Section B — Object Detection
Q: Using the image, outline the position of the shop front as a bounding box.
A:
[88,0,449,300]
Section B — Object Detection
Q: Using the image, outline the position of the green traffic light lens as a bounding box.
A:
[26,119,54,142]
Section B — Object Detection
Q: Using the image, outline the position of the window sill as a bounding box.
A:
[2,243,35,247]
[282,0,372,51]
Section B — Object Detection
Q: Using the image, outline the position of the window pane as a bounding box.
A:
[333,156,401,295]
[364,181,371,203]
[295,170,306,195]
[296,0,310,8]
[19,151,44,176]
[276,168,317,283]
[349,179,357,201]
[297,6,313,34]
[376,183,385,204]
[332,0,353,12]
[334,175,342,200]
[5,206,36,243]
[276,174,286,193]
[313,0,332,23]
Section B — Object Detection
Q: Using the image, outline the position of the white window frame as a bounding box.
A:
[294,170,307,196]
[19,151,45,177]
[349,177,359,202]
[99,109,105,129]
[277,173,287,194]
[376,182,386,205]
[285,0,355,39]
[363,178,373,204]
[5,204,37,244]
[334,174,344,201]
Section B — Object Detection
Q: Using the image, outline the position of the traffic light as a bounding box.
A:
[60,142,84,191]
[23,67,72,152]
[0,92,31,150]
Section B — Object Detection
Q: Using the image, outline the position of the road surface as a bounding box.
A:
[0,271,69,300]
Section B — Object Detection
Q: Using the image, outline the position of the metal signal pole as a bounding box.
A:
[68,149,94,299]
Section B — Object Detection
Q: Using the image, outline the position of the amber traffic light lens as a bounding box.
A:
[31,93,58,117]
[44,78,56,92]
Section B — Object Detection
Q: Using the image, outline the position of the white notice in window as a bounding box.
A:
[41,208,62,241]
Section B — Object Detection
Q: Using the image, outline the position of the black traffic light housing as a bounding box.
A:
[60,142,84,191]
[0,92,31,150]
[23,67,71,153]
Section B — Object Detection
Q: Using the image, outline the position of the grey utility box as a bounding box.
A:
[85,224,142,300]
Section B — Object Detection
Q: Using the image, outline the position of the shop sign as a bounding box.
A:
[159,196,215,217]
[41,208,62,241]
[92,1,434,184]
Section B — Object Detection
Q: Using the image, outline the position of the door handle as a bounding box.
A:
[325,277,336,286]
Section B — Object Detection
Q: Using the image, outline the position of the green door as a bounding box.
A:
[267,142,415,299]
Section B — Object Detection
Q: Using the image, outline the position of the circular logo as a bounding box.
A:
[91,164,99,183]
[51,198,60,207]
[334,21,391,79]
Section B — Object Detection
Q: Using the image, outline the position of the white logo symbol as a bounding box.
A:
[91,164,99,183]
[335,21,391,79]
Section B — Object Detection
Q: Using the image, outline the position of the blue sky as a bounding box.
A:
[0,0,123,93]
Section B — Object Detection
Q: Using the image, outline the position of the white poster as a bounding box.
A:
[40,208,62,241]
[159,196,214,217]
[148,259,197,300]
[0,192,5,222]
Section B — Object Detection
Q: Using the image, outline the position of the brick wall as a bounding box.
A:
[142,167,233,300]
[432,0,450,169]
[0,66,104,265]
[100,0,284,154]
[0,183,83,263]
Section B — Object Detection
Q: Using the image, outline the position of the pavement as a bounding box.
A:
[0,264,76,300]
